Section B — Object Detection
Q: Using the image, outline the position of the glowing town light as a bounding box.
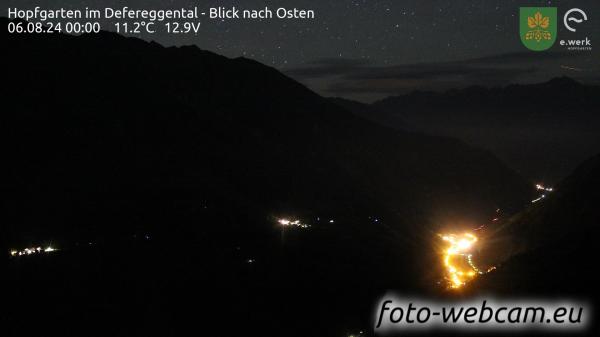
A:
[277,218,310,229]
[439,232,493,289]
[457,238,473,250]
[9,245,58,257]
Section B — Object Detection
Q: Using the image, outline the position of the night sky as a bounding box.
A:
[8,0,600,101]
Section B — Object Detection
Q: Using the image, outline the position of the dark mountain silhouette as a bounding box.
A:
[3,19,535,337]
[329,97,406,129]
[364,79,600,183]
[2,18,531,243]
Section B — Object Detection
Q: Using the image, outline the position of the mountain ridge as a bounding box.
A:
[349,77,600,182]
[373,76,597,110]
[3,18,530,241]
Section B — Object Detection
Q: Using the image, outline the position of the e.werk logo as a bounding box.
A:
[563,8,588,32]
[561,8,592,51]
[520,7,557,51]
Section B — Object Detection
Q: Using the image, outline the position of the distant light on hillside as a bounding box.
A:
[535,184,554,192]
[277,218,310,229]
[9,246,58,257]
[532,183,554,203]
[531,195,546,203]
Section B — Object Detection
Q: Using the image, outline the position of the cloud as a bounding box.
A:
[285,52,595,98]
[285,57,372,78]
[344,63,537,81]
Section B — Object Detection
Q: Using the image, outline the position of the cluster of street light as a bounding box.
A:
[439,182,553,289]
[277,218,310,229]
[10,246,57,257]
[466,253,496,275]
[440,232,492,289]
[440,233,477,289]
[532,183,554,203]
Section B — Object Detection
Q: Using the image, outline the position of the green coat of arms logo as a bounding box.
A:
[520,7,557,51]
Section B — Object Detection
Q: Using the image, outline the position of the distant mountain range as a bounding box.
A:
[332,78,600,183]
[375,77,599,111]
